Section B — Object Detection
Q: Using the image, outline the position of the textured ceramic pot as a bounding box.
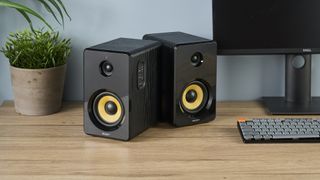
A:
[10,65,66,116]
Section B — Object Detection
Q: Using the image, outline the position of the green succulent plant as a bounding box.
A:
[0,0,71,30]
[1,29,71,69]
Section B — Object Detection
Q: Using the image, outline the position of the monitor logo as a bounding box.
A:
[303,49,312,53]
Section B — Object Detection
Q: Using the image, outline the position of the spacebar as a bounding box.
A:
[272,134,320,140]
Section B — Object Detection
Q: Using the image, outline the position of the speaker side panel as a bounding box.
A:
[83,50,130,140]
[174,42,217,126]
[158,46,175,122]
[149,47,161,126]
[128,47,159,138]
[143,35,175,123]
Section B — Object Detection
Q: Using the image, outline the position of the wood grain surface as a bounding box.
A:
[0,101,320,180]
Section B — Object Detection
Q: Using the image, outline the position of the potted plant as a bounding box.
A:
[1,29,71,115]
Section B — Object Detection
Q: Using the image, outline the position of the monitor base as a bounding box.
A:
[263,97,320,115]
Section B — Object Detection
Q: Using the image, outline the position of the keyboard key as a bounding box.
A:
[243,135,254,141]
[254,135,263,140]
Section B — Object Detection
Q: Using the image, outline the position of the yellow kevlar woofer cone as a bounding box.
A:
[93,92,124,125]
[181,82,208,113]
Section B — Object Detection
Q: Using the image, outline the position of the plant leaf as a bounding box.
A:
[41,0,65,27]
[56,0,71,21]
[0,0,53,30]
[38,0,62,25]
[16,9,35,32]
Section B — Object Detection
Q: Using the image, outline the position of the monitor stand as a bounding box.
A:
[263,54,320,115]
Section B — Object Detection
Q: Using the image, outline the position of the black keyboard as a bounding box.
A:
[238,118,320,143]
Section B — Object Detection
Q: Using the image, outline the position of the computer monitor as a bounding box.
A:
[213,0,320,114]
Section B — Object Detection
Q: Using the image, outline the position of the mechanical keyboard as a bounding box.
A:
[238,118,320,143]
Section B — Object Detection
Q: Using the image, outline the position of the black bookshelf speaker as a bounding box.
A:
[83,38,160,141]
[144,32,217,127]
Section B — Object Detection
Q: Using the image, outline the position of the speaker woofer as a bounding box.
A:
[181,81,209,114]
[92,91,125,128]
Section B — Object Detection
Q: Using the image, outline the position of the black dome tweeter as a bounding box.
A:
[191,52,204,67]
[100,61,113,77]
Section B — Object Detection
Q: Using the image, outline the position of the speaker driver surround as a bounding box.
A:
[92,91,125,127]
[181,81,209,114]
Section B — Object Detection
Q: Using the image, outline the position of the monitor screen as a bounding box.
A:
[213,0,320,55]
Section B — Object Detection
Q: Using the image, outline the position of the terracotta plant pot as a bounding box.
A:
[10,65,66,116]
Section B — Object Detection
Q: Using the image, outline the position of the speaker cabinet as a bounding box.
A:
[144,32,217,127]
[83,38,160,141]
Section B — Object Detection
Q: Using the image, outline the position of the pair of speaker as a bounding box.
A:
[84,32,217,141]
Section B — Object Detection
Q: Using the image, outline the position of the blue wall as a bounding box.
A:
[1,0,319,104]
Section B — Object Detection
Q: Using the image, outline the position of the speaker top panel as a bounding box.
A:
[144,32,213,48]
[86,38,160,55]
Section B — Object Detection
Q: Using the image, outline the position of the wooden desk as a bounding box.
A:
[0,101,320,180]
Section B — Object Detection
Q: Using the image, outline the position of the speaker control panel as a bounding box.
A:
[137,61,146,90]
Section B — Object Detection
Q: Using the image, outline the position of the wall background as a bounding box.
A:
[1,0,319,104]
